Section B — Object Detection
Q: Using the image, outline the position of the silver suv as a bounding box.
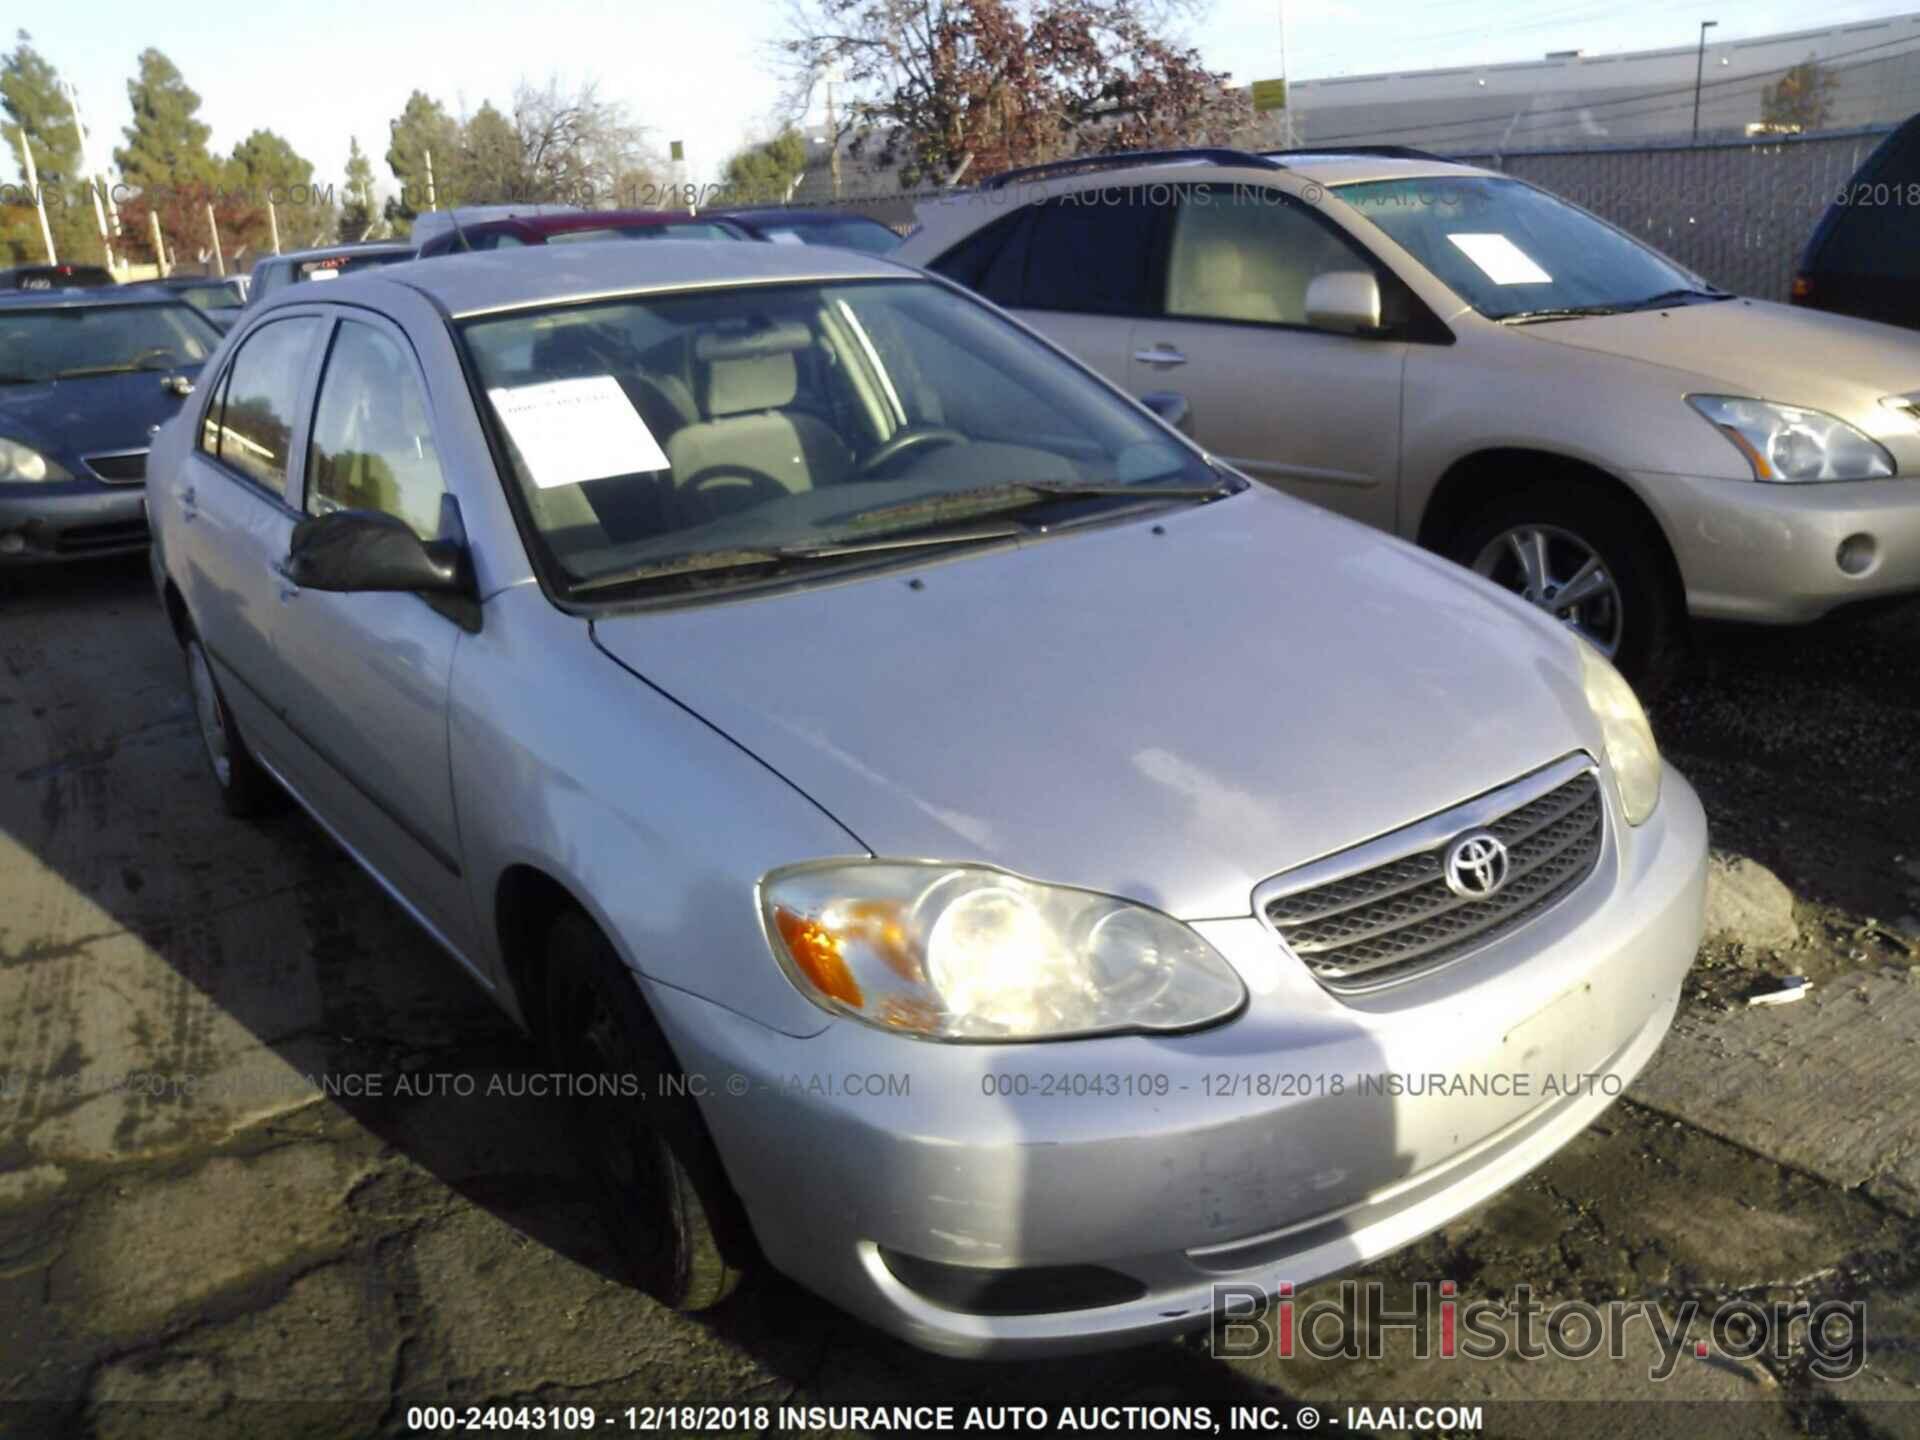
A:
[898,147,1920,681]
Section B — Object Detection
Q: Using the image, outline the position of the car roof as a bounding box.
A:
[0,285,180,311]
[259,241,415,266]
[717,207,894,226]
[272,237,915,320]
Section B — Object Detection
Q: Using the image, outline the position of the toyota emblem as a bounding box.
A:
[1443,831,1510,899]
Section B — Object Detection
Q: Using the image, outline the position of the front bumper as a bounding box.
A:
[649,768,1708,1358]
[1638,470,1920,623]
[0,482,148,564]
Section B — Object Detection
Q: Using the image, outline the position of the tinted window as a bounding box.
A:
[307,321,447,539]
[209,317,321,497]
[929,208,1032,306]
[1020,189,1166,315]
[1168,186,1376,326]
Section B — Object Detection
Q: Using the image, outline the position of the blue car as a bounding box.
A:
[0,287,222,564]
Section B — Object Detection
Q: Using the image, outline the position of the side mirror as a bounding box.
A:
[1305,271,1383,335]
[286,509,468,595]
[1139,391,1194,437]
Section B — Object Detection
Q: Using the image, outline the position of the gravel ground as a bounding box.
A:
[1,555,1918,1439]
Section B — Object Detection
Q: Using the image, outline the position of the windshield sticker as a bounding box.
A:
[488,376,670,489]
[765,230,807,245]
[1446,233,1553,285]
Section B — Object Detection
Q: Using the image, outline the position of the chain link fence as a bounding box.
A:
[1448,128,1897,301]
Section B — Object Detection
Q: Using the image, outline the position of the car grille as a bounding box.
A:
[1260,764,1604,993]
[83,450,148,484]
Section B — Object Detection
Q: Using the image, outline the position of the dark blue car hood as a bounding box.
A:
[0,366,202,464]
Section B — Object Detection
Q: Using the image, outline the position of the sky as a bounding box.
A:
[14,0,1920,203]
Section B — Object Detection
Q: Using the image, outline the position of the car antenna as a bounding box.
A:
[443,205,472,253]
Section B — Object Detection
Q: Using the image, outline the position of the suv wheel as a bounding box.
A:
[184,634,281,817]
[545,910,749,1311]
[1445,482,1681,689]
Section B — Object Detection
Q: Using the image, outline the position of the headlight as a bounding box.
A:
[761,863,1246,1041]
[1579,644,1661,826]
[1687,395,1895,482]
[0,437,68,483]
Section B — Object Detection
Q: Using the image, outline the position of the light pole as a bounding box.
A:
[1691,20,1718,142]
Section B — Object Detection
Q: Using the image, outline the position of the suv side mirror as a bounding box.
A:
[286,509,468,595]
[1305,271,1383,335]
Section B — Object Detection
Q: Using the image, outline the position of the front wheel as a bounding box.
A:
[545,911,750,1311]
[1445,483,1682,690]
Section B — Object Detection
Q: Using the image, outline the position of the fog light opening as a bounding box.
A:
[878,1248,1147,1316]
[1836,533,1877,577]
[0,532,25,556]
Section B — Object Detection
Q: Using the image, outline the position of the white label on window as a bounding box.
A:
[765,229,806,245]
[487,376,670,489]
[1446,233,1553,285]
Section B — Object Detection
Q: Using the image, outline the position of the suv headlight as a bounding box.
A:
[761,862,1246,1041]
[1687,395,1895,482]
[0,437,68,483]
[1580,644,1661,826]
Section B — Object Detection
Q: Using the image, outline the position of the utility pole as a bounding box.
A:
[824,67,842,201]
[1277,0,1298,147]
[149,210,169,277]
[206,203,225,276]
[1691,20,1718,142]
[268,201,282,254]
[16,132,56,263]
[423,148,438,210]
[62,81,117,270]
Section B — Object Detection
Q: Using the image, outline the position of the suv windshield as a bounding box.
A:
[459,278,1220,596]
[0,303,218,382]
[1337,176,1720,321]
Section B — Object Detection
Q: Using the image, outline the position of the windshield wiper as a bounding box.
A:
[569,526,1027,595]
[53,364,165,379]
[838,477,1238,536]
[1498,305,1620,325]
[0,372,43,385]
[1624,286,1733,310]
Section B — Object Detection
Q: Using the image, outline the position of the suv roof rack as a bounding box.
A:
[1262,145,1451,162]
[979,148,1286,190]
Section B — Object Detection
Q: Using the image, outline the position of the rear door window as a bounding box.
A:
[1020,189,1168,315]
[205,317,323,498]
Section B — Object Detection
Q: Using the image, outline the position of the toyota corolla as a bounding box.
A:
[145,240,1706,1357]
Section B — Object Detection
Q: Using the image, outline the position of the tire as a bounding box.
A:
[183,632,282,818]
[1443,480,1683,692]
[545,910,749,1311]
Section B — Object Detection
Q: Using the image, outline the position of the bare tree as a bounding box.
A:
[511,77,667,205]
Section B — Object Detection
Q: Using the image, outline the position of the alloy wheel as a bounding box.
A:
[1471,524,1625,658]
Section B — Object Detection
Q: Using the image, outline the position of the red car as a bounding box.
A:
[411,207,746,256]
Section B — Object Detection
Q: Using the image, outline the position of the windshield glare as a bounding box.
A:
[0,303,217,381]
[460,279,1207,592]
[1337,176,1703,319]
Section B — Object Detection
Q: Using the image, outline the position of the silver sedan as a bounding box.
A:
[146,240,1705,1357]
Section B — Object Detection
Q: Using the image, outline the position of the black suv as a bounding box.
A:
[1793,114,1920,332]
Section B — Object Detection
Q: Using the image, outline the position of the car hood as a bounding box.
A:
[1518,298,1920,419]
[0,367,201,462]
[590,489,1605,921]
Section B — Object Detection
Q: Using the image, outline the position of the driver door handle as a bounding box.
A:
[1134,344,1187,368]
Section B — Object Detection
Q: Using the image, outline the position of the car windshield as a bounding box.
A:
[459,278,1216,596]
[1337,176,1718,321]
[0,303,218,382]
[758,219,901,254]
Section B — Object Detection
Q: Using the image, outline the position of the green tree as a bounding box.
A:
[339,135,376,241]
[456,101,524,202]
[114,48,218,263]
[383,90,460,229]
[225,128,328,252]
[0,31,99,263]
[719,129,808,204]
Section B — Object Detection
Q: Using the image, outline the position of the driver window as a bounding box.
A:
[306,321,448,540]
[1167,187,1370,327]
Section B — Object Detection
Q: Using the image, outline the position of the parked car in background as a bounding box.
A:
[900,147,1920,684]
[410,207,745,256]
[0,288,220,563]
[1,262,118,291]
[246,242,415,306]
[157,273,250,331]
[710,206,902,254]
[407,204,582,253]
[147,239,1704,1357]
[1794,114,1920,333]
